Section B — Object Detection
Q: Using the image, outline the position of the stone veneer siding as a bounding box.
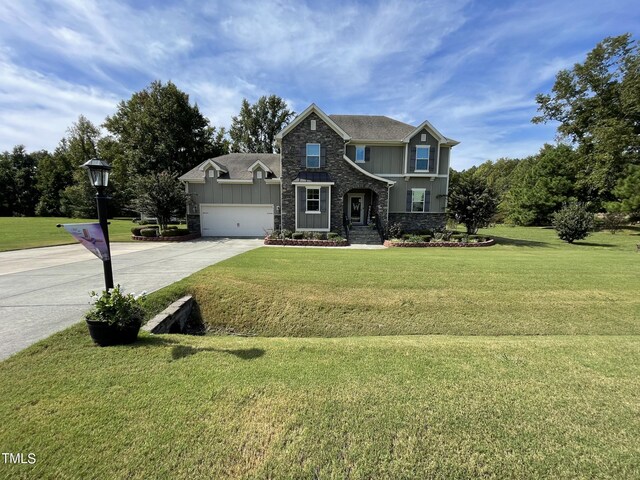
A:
[388,213,447,232]
[281,112,390,235]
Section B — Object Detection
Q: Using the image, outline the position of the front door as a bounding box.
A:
[349,195,364,225]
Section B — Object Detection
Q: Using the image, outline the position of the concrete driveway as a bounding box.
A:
[0,238,262,360]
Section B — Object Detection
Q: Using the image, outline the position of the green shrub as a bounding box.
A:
[139,227,159,237]
[280,229,293,239]
[268,230,280,240]
[420,235,431,242]
[327,232,340,240]
[406,235,424,243]
[552,203,594,243]
[385,222,403,239]
[292,232,304,239]
[161,228,190,237]
[165,225,178,230]
[310,232,325,240]
[131,227,143,236]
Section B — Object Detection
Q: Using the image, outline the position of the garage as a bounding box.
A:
[200,204,274,237]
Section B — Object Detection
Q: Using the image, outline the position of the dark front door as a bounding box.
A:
[349,195,363,225]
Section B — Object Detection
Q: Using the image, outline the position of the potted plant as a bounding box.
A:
[85,285,146,346]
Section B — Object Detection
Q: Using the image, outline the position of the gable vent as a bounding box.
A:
[310,119,317,131]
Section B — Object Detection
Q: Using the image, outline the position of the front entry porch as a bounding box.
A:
[343,189,383,244]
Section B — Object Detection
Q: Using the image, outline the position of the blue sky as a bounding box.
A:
[0,0,638,170]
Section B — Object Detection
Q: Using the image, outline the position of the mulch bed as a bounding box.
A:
[384,239,495,248]
[132,233,201,242]
[264,238,349,247]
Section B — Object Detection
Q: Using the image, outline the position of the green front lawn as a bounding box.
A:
[0,225,638,478]
[146,225,640,336]
[0,217,139,252]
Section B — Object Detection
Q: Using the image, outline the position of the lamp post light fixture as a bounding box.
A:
[81,158,114,291]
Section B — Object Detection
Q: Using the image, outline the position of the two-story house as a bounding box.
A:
[180,104,459,242]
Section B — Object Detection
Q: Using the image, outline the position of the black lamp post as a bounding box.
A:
[81,158,114,291]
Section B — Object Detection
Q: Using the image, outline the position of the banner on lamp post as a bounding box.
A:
[61,223,110,261]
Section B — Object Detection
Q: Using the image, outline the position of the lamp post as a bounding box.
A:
[81,158,114,291]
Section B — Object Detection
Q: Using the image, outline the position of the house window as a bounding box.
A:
[208,169,215,177]
[355,146,365,163]
[256,170,263,179]
[416,145,430,171]
[306,143,320,168]
[306,187,320,213]
[412,189,426,212]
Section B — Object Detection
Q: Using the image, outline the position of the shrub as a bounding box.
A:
[165,225,178,230]
[420,235,431,242]
[406,235,424,243]
[86,285,146,328]
[292,232,304,239]
[602,211,626,234]
[131,227,143,236]
[310,232,325,240]
[161,228,190,237]
[139,227,159,237]
[280,229,293,239]
[385,222,403,239]
[552,203,594,243]
[267,230,280,240]
[327,232,340,240]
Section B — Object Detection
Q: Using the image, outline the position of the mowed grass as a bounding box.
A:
[0,225,639,478]
[0,216,139,251]
[146,225,640,336]
[0,328,638,479]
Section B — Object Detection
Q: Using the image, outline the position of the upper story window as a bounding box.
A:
[412,189,426,212]
[306,143,320,168]
[416,145,430,171]
[306,187,320,213]
[355,146,366,163]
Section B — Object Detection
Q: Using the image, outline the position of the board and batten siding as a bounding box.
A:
[186,175,280,213]
[296,186,329,229]
[345,145,404,174]
[407,129,439,174]
[438,147,450,175]
[387,177,448,213]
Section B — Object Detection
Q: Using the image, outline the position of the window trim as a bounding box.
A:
[305,186,321,214]
[355,145,366,164]
[411,188,427,212]
[415,145,430,172]
[306,143,321,169]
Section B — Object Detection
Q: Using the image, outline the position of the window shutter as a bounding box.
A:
[320,146,326,168]
[429,146,437,172]
[299,146,306,168]
[406,189,412,212]
[320,188,327,212]
[365,147,371,162]
[298,187,306,212]
[410,147,416,172]
[424,191,431,212]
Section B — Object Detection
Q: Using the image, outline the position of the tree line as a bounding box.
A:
[449,34,639,229]
[0,82,294,218]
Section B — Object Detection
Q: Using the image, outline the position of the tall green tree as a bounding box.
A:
[502,144,578,225]
[229,95,295,153]
[35,141,75,216]
[533,34,640,202]
[607,164,640,217]
[132,171,190,232]
[447,175,498,234]
[0,146,40,216]
[104,80,223,175]
[59,115,103,218]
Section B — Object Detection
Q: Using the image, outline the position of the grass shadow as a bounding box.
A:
[491,236,550,248]
[171,345,265,361]
[573,241,616,247]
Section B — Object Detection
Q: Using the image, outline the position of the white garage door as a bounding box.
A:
[201,204,274,237]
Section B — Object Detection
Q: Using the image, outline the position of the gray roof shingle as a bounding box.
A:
[179,153,280,181]
[329,115,415,141]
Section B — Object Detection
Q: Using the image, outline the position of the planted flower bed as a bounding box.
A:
[131,226,200,242]
[384,233,495,248]
[264,230,349,247]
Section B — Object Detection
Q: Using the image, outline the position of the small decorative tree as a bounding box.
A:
[447,176,497,234]
[552,203,594,243]
[132,171,191,233]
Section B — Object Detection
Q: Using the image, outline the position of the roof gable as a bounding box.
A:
[275,104,351,141]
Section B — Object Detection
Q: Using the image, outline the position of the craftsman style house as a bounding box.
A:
[180,104,458,242]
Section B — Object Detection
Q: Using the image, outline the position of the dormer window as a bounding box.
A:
[306,143,320,168]
[416,145,430,171]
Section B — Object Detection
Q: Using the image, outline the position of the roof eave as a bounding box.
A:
[276,104,352,141]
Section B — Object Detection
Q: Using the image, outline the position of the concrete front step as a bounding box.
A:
[349,227,382,245]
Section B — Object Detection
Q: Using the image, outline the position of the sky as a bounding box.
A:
[0,0,638,170]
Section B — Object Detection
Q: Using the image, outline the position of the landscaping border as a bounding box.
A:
[132,232,201,242]
[384,238,495,248]
[264,238,349,247]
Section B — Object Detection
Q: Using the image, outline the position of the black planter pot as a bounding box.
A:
[86,320,141,347]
